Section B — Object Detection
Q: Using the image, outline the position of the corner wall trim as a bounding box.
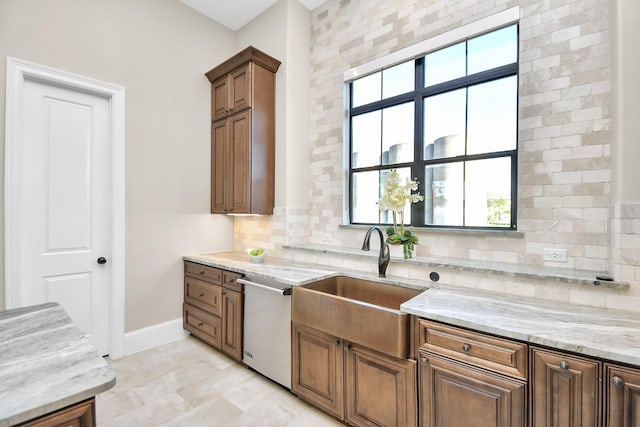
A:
[123,318,189,357]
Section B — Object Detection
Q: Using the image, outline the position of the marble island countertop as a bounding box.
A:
[187,251,640,367]
[0,302,116,427]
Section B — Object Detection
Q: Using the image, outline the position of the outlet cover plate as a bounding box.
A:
[543,248,568,262]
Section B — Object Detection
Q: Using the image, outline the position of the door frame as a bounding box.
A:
[4,57,126,358]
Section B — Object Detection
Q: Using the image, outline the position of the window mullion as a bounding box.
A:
[413,57,425,227]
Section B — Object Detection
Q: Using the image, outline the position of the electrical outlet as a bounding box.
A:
[322,233,332,242]
[543,248,568,262]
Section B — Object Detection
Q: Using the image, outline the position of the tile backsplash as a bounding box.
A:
[234,0,640,313]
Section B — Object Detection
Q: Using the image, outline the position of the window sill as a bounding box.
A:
[282,243,627,290]
[339,223,525,237]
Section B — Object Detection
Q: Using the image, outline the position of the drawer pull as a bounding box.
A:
[199,292,205,297]
[612,376,625,387]
[197,321,203,327]
[559,360,570,370]
[199,270,205,275]
[462,344,471,353]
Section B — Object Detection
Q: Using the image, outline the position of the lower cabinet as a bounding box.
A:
[221,287,243,361]
[346,342,417,427]
[605,363,640,427]
[292,323,417,427]
[417,318,528,427]
[530,347,601,427]
[183,261,244,362]
[292,323,344,418]
[418,317,640,427]
[419,352,526,427]
[17,398,95,427]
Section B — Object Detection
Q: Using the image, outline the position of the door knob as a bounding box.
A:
[97,257,107,265]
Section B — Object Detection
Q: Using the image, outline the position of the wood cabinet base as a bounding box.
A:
[420,352,526,427]
[292,323,417,427]
[17,398,95,427]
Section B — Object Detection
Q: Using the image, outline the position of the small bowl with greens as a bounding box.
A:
[247,248,268,263]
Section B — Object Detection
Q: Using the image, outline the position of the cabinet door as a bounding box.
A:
[346,343,417,427]
[212,76,229,121]
[292,323,345,419]
[229,64,252,114]
[228,110,252,213]
[530,347,601,427]
[605,364,640,427]
[420,351,526,427]
[211,120,229,213]
[221,289,243,361]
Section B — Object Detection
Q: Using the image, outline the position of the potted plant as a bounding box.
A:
[377,170,424,259]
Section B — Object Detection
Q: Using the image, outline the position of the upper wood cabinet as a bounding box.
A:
[205,46,280,215]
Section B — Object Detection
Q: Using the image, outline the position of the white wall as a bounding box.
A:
[0,0,236,330]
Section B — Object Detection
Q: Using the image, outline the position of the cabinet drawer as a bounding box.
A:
[183,303,221,349]
[223,270,243,292]
[184,276,222,316]
[185,261,222,284]
[417,319,527,380]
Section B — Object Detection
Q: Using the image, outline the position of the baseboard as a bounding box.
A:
[123,317,189,356]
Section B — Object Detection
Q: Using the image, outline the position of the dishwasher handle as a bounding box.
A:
[238,278,291,296]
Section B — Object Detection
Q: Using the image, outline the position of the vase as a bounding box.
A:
[388,243,415,259]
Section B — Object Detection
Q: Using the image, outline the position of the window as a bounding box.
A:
[349,24,518,229]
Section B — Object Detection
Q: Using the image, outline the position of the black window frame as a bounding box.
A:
[348,24,519,230]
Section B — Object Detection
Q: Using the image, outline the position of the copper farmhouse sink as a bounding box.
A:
[292,276,422,358]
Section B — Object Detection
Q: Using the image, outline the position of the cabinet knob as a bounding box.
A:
[420,357,427,366]
[197,322,203,327]
[335,339,340,346]
[559,361,570,370]
[199,270,205,275]
[612,376,625,387]
[462,344,471,353]
[199,293,205,297]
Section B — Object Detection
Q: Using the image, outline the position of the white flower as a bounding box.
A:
[377,170,424,213]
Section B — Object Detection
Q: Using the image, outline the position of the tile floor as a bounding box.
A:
[96,336,343,426]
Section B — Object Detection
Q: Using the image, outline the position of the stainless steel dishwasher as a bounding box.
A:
[238,276,292,389]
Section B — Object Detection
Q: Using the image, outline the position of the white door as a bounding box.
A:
[13,77,111,355]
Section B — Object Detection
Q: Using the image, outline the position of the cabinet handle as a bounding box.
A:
[462,344,471,353]
[197,322,203,327]
[559,361,570,370]
[612,376,625,387]
[199,293,205,297]
[199,270,205,275]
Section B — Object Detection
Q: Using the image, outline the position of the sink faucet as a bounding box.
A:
[361,226,390,278]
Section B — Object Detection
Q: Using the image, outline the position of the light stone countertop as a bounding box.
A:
[186,251,640,367]
[402,288,640,366]
[184,251,346,286]
[0,302,116,427]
